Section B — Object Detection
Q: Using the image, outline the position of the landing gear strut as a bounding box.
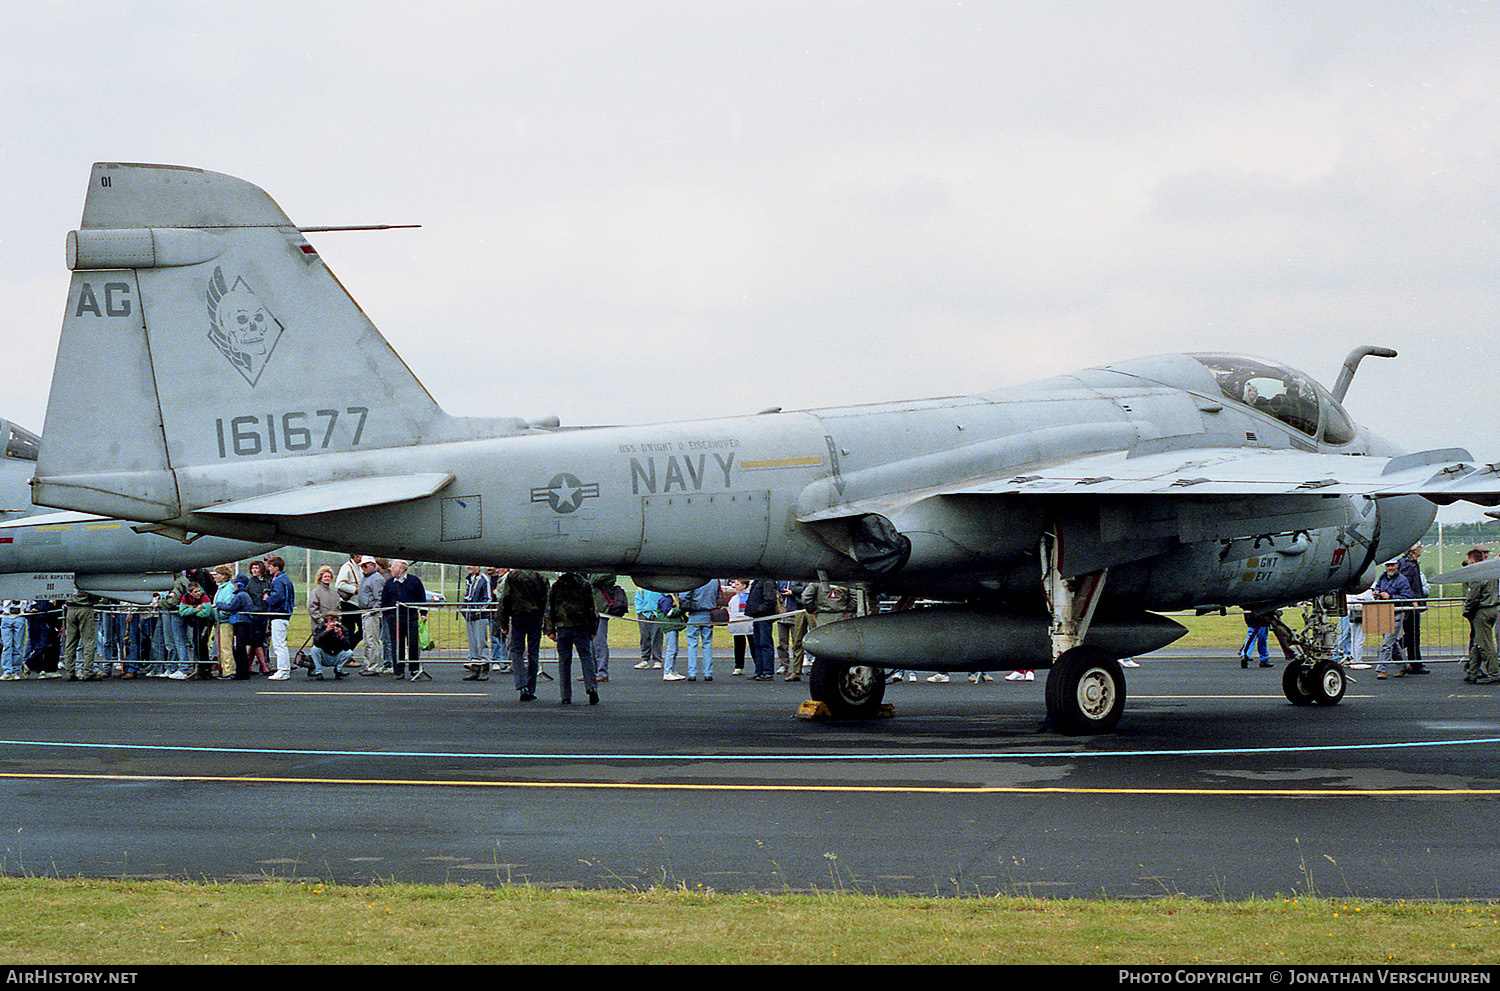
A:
[1040,531,1121,735]
[806,579,886,719]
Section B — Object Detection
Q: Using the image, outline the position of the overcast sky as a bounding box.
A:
[3,2,1499,519]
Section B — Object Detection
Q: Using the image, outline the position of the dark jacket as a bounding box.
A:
[745,579,779,619]
[382,573,428,609]
[226,577,257,628]
[544,572,599,637]
[1374,571,1413,601]
[588,573,626,617]
[1397,555,1426,604]
[244,571,271,615]
[497,570,548,625]
[266,572,295,618]
[313,623,353,655]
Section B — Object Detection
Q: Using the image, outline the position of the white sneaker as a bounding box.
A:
[652,662,662,669]
[267,671,291,681]
[167,671,189,680]
[634,661,651,669]
[1004,671,1034,682]
[907,673,917,682]
[663,672,687,682]
[887,673,903,683]
[926,673,950,683]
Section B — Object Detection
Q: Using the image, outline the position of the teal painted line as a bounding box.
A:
[0,737,1495,761]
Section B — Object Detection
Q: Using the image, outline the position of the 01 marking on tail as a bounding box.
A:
[32,162,1500,733]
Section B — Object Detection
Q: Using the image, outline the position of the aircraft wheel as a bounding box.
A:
[1282,662,1315,706]
[1044,647,1125,735]
[1309,659,1346,706]
[808,657,886,719]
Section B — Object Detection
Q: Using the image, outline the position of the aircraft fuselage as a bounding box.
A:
[155,365,1430,611]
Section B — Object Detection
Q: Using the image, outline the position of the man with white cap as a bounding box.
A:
[1372,557,1413,680]
[357,556,387,675]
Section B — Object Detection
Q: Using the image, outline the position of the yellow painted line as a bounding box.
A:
[81,523,121,530]
[739,456,823,469]
[32,526,74,532]
[1,770,1497,797]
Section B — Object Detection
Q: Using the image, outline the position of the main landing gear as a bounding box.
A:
[1045,646,1127,735]
[1277,595,1349,708]
[1282,658,1347,707]
[1039,532,1123,735]
[807,659,886,719]
[807,583,888,719]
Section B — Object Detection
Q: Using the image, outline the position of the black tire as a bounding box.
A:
[1044,647,1126,735]
[1282,662,1315,706]
[808,657,886,719]
[1309,659,1346,706]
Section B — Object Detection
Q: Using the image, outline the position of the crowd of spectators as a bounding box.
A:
[4,540,1487,696]
[0,557,863,699]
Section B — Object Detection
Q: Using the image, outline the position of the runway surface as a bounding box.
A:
[0,653,1497,899]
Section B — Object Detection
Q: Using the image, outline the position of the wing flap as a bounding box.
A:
[196,472,453,518]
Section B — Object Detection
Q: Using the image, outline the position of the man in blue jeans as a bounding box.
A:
[1240,610,1272,669]
[0,600,26,680]
[684,578,721,682]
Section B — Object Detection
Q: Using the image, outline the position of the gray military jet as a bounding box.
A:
[0,417,276,603]
[32,163,1500,731]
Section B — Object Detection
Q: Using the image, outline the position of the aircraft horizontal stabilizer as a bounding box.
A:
[195,473,453,518]
[0,511,106,529]
[1430,559,1500,586]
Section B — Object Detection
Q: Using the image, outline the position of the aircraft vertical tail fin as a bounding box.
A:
[36,163,461,522]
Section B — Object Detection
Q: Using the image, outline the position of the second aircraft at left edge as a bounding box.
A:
[0,418,276,603]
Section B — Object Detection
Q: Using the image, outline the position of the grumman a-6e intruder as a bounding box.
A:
[33,163,1500,733]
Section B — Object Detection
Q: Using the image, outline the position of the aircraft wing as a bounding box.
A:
[797,443,1500,577]
[801,443,1500,522]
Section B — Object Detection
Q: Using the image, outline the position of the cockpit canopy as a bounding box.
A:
[1190,354,1356,446]
[0,421,40,462]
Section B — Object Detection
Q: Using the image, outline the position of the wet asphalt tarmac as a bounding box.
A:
[0,651,1497,899]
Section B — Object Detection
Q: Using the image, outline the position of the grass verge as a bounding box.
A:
[2,878,1498,965]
